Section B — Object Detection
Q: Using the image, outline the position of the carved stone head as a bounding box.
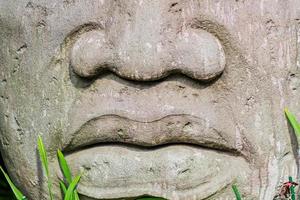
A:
[1,0,300,199]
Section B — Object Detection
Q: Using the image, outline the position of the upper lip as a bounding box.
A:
[62,113,241,155]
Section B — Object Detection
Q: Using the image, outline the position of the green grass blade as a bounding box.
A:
[232,184,242,200]
[285,108,300,137]
[74,190,80,200]
[57,150,72,184]
[64,174,81,200]
[37,136,53,200]
[289,176,296,200]
[37,136,49,177]
[59,181,67,196]
[57,150,80,200]
[0,167,26,200]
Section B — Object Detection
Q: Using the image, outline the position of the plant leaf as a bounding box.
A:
[232,184,242,200]
[37,136,49,177]
[0,167,26,200]
[59,181,67,196]
[74,190,80,200]
[37,135,53,200]
[289,176,296,200]
[285,108,300,137]
[57,150,80,200]
[64,174,81,200]
[57,150,72,184]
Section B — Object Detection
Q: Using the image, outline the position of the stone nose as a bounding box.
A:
[70,28,226,81]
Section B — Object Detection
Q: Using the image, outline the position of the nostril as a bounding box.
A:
[174,28,226,81]
[70,30,114,78]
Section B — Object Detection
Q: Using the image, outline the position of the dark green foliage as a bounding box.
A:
[0,167,26,200]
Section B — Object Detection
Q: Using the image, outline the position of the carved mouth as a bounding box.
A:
[63,114,239,153]
[56,114,250,199]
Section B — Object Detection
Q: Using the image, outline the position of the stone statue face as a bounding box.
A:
[1,0,300,199]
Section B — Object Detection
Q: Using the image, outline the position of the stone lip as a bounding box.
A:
[62,145,250,200]
[63,114,239,155]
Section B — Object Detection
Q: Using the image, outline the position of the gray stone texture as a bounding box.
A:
[0,0,300,199]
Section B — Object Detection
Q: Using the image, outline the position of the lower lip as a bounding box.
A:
[61,144,249,199]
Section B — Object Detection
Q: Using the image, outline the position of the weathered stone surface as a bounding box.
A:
[0,0,300,199]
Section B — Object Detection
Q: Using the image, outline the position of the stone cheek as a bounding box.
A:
[0,1,300,200]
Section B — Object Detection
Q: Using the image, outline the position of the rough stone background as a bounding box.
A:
[0,0,300,199]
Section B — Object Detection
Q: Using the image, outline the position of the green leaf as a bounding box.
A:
[59,181,67,196]
[64,174,81,200]
[0,167,26,200]
[57,150,80,200]
[37,135,53,200]
[289,176,296,200]
[232,184,242,200]
[285,108,300,137]
[60,181,79,200]
[37,136,49,177]
[74,190,80,200]
[57,150,72,184]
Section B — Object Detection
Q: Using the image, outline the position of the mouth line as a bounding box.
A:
[63,114,245,157]
[64,142,241,158]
